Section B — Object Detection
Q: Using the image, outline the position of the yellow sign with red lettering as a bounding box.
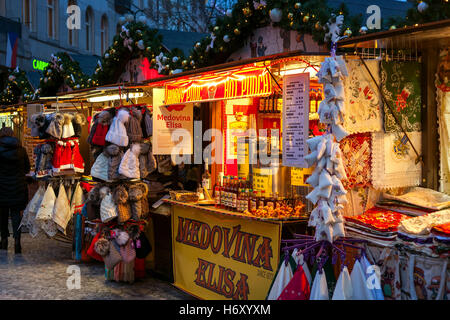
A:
[172,205,281,300]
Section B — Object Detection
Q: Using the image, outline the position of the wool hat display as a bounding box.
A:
[104,144,124,181]
[71,140,85,173]
[128,184,144,220]
[113,229,130,246]
[105,108,130,147]
[120,240,136,263]
[134,232,152,259]
[62,114,75,138]
[86,186,101,221]
[113,185,131,223]
[46,113,65,139]
[90,152,110,181]
[119,143,141,179]
[91,110,113,146]
[52,184,71,234]
[34,114,51,139]
[142,108,153,138]
[100,188,119,223]
[72,113,86,138]
[87,232,104,262]
[136,182,149,219]
[127,107,143,143]
[138,142,151,178]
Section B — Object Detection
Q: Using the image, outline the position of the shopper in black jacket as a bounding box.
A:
[0,127,30,253]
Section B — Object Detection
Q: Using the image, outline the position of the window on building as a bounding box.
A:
[100,15,108,54]
[85,6,94,52]
[23,0,35,31]
[68,0,78,46]
[47,0,57,39]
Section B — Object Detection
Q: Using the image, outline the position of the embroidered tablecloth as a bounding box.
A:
[344,59,383,134]
[381,61,422,133]
[371,131,422,189]
[340,133,372,189]
[345,207,411,232]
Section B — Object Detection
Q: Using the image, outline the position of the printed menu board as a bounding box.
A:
[282,73,310,167]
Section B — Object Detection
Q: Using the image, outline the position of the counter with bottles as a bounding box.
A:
[163,199,308,223]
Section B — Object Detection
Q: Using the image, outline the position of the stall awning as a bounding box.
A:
[338,19,450,50]
[144,50,325,105]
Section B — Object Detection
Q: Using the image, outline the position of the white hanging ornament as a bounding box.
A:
[172,56,179,63]
[269,8,283,23]
[226,9,233,17]
[104,53,110,59]
[137,40,145,50]
[118,16,126,25]
[417,1,429,13]
[125,13,134,22]
[359,26,368,35]
[8,75,15,82]
[137,15,147,24]
[223,35,231,43]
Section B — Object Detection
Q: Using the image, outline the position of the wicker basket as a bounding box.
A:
[169,190,199,203]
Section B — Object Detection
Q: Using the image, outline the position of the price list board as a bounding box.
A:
[282,73,310,168]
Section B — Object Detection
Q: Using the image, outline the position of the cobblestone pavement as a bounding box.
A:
[0,233,193,300]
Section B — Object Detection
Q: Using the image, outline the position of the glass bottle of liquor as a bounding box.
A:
[243,189,250,213]
[266,192,275,209]
[250,190,258,212]
[258,190,266,209]
[202,158,211,192]
[214,174,221,208]
[222,176,229,210]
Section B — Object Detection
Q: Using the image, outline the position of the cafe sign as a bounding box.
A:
[164,67,272,105]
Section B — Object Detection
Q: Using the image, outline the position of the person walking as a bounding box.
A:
[0,127,30,254]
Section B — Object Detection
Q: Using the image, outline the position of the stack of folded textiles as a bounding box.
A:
[397,209,450,257]
[344,207,411,247]
[380,187,450,216]
[431,222,450,258]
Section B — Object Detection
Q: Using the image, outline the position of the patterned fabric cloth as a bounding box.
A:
[345,207,411,232]
[340,133,372,188]
[432,222,450,237]
[398,209,450,236]
[371,131,422,189]
[344,59,383,134]
[381,61,422,133]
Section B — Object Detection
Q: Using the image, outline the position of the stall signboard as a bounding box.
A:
[172,205,281,300]
[164,67,272,105]
[282,73,310,167]
[291,167,314,186]
[153,88,194,155]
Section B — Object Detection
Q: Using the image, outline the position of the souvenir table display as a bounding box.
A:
[83,105,155,283]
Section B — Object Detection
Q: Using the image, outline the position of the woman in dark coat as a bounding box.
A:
[0,127,30,253]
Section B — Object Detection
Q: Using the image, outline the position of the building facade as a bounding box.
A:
[0,0,154,74]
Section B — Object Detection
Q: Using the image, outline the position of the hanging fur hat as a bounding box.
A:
[114,229,130,246]
[139,142,151,179]
[104,144,124,181]
[62,113,75,138]
[113,185,131,223]
[136,182,149,219]
[118,143,141,179]
[142,108,153,138]
[105,108,130,147]
[35,114,51,139]
[46,113,65,139]
[72,113,86,138]
[94,238,110,256]
[86,185,101,221]
[128,184,144,220]
[127,107,143,143]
